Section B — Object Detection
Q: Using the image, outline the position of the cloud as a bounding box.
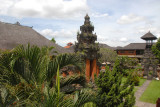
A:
[39,28,77,46]
[91,12,108,18]
[136,26,160,35]
[119,37,128,42]
[40,28,77,39]
[117,14,145,24]
[40,29,55,39]
[0,0,88,19]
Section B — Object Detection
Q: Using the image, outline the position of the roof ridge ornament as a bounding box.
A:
[15,21,20,25]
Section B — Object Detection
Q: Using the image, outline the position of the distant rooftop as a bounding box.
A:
[64,42,74,49]
[116,43,146,50]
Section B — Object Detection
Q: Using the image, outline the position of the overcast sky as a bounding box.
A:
[0,0,160,47]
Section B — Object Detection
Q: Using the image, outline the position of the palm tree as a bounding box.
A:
[0,44,84,106]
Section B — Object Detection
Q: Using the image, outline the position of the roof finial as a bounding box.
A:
[85,13,90,20]
[84,13,90,24]
[15,21,20,25]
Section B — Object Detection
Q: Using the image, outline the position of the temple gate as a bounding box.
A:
[75,14,100,82]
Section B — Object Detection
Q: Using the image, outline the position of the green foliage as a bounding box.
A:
[117,56,139,76]
[152,38,160,60]
[95,59,135,107]
[60,75,86,94]
[84,102,96,107]
[51,37,56,43]
[40,65,72,107]
[0,44,85,106]
[131,76,140,86]
[98,48,117,64]
[129,71,140,86]
[124,66,141,86]
[72,89,95,107]
[47,53,83,82]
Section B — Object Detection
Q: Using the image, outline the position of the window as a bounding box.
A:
[128,51,134,54]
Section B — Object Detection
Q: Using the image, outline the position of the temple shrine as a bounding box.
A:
[75,14,100,82]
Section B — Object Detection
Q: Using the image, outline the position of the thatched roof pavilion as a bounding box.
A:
[141,31,157,40]
[0,21,71,53]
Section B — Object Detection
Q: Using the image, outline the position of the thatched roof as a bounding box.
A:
[0,21,71,53]
[116,43,146,50]
[99,43,116,50]
[141,31,157,40]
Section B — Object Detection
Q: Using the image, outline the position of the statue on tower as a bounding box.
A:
[75,14,100,82]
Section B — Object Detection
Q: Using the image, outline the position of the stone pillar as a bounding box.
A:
[86,59,90,82]
[91,59,97,81]
[144,65,149,76]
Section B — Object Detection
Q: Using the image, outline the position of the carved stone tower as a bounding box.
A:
[141,31,158,79]
[75,14,100,82]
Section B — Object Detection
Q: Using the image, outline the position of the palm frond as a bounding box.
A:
[72,89,95,107]
[47,53,83,82]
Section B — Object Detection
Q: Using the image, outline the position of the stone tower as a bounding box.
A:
[141,31,158,79]
[75,14,100,82]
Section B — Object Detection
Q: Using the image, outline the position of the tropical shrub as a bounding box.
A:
[152,38,160,79]
[130,71,140,86]
[0,44,89,106]
[124,68,141,86]
[95,59,135,107]
[152,38,160,60]
[117,56,139,76]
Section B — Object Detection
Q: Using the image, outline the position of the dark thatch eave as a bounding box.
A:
[0,21,72,54]
[141,31,157,40]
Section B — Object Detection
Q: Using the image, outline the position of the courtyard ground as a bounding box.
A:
[135,80,158,107]
[139,80,160,104]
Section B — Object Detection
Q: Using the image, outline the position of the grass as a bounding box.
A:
[139,80,160,104]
